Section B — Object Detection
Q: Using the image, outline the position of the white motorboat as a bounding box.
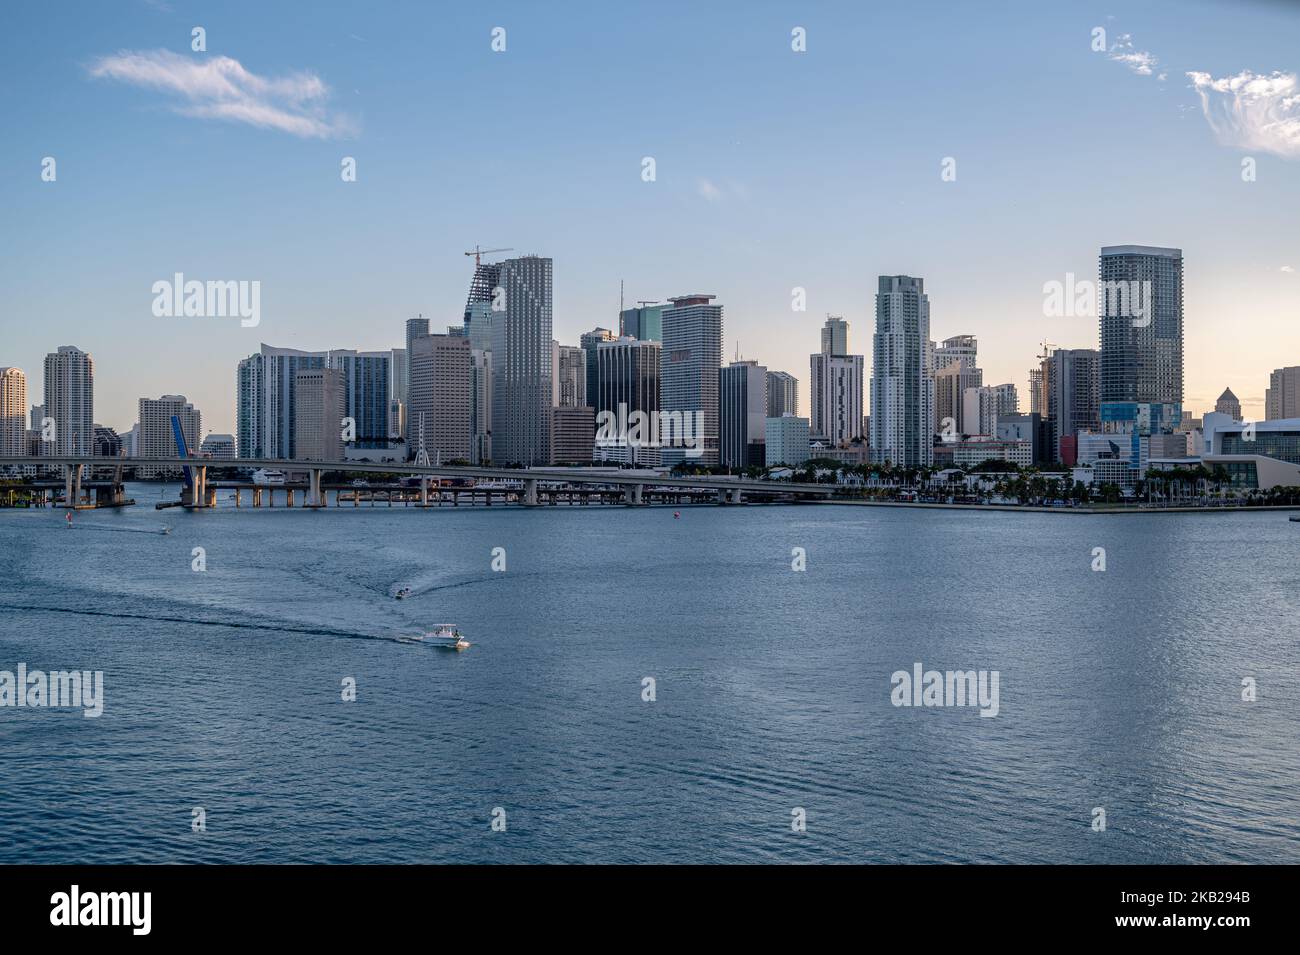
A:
[395,587,412,600]
[417,624,470,650]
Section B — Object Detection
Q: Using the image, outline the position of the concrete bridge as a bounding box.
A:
[0,456,834,509]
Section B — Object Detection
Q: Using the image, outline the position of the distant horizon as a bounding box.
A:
[3,1,1299,434]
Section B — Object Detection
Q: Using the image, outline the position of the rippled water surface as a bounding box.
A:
[1,487,1297,863]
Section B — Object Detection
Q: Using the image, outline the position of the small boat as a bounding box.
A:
[1291,516,1299,522]
[673,511,680,519]
[65,511,73,527]
[416,624,471,650]
[395,587,412,600]
[160,525,172,535]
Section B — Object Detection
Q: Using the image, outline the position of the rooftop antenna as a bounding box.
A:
[619,279,625,335]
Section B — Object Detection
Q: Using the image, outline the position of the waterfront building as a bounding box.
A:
[1199,412,1300,488]
[293,368,345,462]
[236,352,264,458]
[765,414,810,467]
[486,256,553,466]
[201,433,236,459]
[43,345,94,457]
[720,360,768,469]
[594,336,661,467]
[328,350,391,448]
[810,353,864,445]
[995,412,1050,466]
[661,294,723,467]
[409,333,472,463]
[138,394,201,477]
[1040,348,1099,461]
[870,276,932,467]
[551,406,596,465]
[470,348,492,464]
[93,425,121,458]
[952,438,1032,469]
[1265,366,1300,420]
[257,345,327,459]
[0,367,27,459]
[1099,245,1183,430]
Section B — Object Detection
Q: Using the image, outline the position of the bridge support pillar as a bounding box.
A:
[729,488,743,505]
[63,465,73,506]
[419,477,429,507]
[287,488,295,507]
[623,484,644,506]
[234,489,242,508]
[308,469,323,508]
[522,479,538,506]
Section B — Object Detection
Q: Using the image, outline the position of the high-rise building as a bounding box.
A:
[293,368,345,462]
[258,345,327,459]
[390,347,408,438]
[554,343,586,408]
[766,371,798,418]
[404,316,430,444]
[0,367,28,459]
[328,350,391,448]
[138,394,200,477]
[201,434,236,459]
[1265,366,1300,420]
[720,360,768,469]
[962,383,1019,437]
[470,348,492,464]
[1041,348,1100,461]
[93,425,121,458]
[1214,387,1241,420]
[1028,365,1044,417]
[933,334,977,371]
[595,336,661,466]
[810,315,864,446]
[43,346,94,457]
[490,256,553,466]
[551,406,596,465]
[408,333,471,463]
[660,294,723,467]
[820,315,849,356]
[810,353,864,446]
[765,415,810,467]
[1098,245,1183,430]
[870,276,932,467]
[236,352,264,459]
[580,327,615,414]
[620,303,664,341]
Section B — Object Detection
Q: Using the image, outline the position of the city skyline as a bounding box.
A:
[3,2,1300,434]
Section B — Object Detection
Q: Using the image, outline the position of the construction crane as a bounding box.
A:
[464,246,513,266]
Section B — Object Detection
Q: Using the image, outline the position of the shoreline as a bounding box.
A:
[815,499,1300,515]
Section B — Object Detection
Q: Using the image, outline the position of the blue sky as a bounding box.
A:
[2,0,1299,435]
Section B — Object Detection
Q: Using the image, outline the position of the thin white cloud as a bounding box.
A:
[1282,265,1296,273]
[1108,33,1160,77]
[1187,69,1300,159]
[696,178,723,202]
[87,49,354,139]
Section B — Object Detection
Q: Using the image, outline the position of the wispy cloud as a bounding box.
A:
[1108,33,1160,78]
[87,49,354,139]
[1187,69,1300,159]
[1282,265,1295,273]
[696,177,749,203]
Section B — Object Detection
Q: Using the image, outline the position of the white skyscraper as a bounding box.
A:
[810,315,865,447]
[870,276,932,467]
[43,346,94,457]
[138,394,201,478]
